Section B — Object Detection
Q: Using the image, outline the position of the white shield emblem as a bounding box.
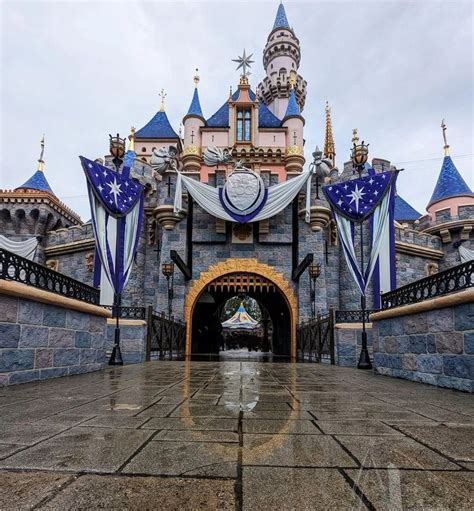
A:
[225,171,261,211]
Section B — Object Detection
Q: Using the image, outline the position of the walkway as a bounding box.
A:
[0,362,472,510]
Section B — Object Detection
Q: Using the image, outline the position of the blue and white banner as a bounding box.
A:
[80,155,144,300]
[323,171,398,297]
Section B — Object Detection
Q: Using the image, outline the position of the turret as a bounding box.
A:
[282,84,304,173]
[182,70,205,174]
[258,2,307,119]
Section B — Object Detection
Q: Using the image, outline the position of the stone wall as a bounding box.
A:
[372,299,473,392]
[0,293,107,386]
[335,324,373,367]
[106,320,147,364]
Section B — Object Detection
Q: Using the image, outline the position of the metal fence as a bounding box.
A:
[0,248,100,305]
[146,306,186,360]
[297,309,335,364]
[102,305,146,320]
[382,260,474,310]
[335,309,377,324]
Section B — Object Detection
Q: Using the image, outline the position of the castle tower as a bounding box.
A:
[182,70,205,174]
[258,2,307,119]
[282,84,305,173]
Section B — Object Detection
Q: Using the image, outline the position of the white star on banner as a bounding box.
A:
[107,177,122,206]
[346,184,366,212]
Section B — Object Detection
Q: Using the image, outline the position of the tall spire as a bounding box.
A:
[159,89,167,112]
[441,119,450,156]
[185,69,204,119]
[37,135,45,171]
[273,2,290,30]
[324,102,336,166]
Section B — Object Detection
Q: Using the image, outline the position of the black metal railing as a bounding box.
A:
[335,309,378,324]
[0,248,100,305]
[382,260,474,310]
[146,306,186,360]
[297,309,335,364]
[102,305,146,320]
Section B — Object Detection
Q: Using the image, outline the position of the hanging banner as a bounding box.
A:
[323,170,398,296]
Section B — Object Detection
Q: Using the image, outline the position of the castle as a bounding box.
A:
[1,2,473,360]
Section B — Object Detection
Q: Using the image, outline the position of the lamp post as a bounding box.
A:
[108,134,126,366]
[308,262,321,319]
[350,138,372,370]
[162,262,175,318]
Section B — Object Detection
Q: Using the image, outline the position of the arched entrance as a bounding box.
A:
[184,259,298,359]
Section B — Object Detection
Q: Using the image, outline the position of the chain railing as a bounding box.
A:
[382,260,474,310]
[146,306,186,360]
[297,308,335,364]
[0,248,100,305]
[335,309,378,324]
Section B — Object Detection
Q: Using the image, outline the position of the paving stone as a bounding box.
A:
[0,423,68,445]
[0,427,152,472]
[243,467,360,510]
[0,471,73,509]
[122,440,238,477]
[154,429,238,443]
[336,435,460,469]
[41,474,235,510]
[140,417,238,431]
[83,416,150,429]
[316,419,402,436]
[170,405,240,418]
[242,434,357,467]
[242,419,320,435]
[345,469,474,510]
[0,444,24,457]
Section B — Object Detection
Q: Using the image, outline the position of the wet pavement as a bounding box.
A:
[0,361,472,510]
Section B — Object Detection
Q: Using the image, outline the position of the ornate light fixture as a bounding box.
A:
[162,262,175,317]
[350,135,369,178]
[308,262,321,319]
[109,133,126,171]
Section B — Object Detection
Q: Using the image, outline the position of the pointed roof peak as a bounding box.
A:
[185,87,204,119]
[283,87,302,120]
[37,134,45,171]
[15,136,55,194]
[427,155,473,208]
[273,2,290,30]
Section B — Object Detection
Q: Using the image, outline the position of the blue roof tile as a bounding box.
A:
[394,195,421,221]
[16,170,55,195]
[186,88,204,119]
[259,101,281,128]
[273,2,290,30]
[428,155,473,207]
[283,88,301,120]
[135,110,179,139]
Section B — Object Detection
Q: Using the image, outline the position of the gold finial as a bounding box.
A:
[193,68,200,87]
[352,128,359,145]
[441,119,450,156]
[37,134,45,171]
[324,101,336,166]
[289,70,297,89]
[128,126,135,152]
[159,89,167,112]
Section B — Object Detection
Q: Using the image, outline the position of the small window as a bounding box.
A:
[236,108,251,142]
[142,147,147,153]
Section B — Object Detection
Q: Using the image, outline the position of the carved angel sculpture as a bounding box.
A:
[203,146,232,167]
[150,145,179,175]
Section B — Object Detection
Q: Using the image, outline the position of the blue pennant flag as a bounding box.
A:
[80,156,142,217]
[322,171,397,222]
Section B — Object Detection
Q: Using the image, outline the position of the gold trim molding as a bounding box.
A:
[184,258,298,359]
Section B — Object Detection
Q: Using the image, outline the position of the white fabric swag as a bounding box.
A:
[335,183,394,296]
[0,235,38,260]
[174,168,314,223]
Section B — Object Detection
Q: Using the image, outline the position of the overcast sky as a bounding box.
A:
[1,0,472,220]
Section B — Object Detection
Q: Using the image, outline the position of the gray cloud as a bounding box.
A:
[1,0,472,219]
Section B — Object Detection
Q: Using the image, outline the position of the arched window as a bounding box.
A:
[237,108,251,142]
[142,147,147,153]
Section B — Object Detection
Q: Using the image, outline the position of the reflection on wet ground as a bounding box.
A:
[0,361,472,509]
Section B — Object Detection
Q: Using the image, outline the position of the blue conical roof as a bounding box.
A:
[273,2,290,30]
[428,155,473,207]
[283,88,302,120]
[16,170,55,195]
[135,110,179,139]
[185,87,204,119]
[394,195,421,221]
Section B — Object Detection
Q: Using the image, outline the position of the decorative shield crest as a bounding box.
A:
[219,165,267,222]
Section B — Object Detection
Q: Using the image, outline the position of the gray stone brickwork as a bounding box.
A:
[372,301,474,392]
[0,294,107,386]
[106,321,147,364]
[335,325,374,367]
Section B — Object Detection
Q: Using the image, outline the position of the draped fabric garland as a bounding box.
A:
[174,167,314,223]
[323,171,398,296]
[80,155,144,304]
[459,244,474,263]
[0,235,38,260]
